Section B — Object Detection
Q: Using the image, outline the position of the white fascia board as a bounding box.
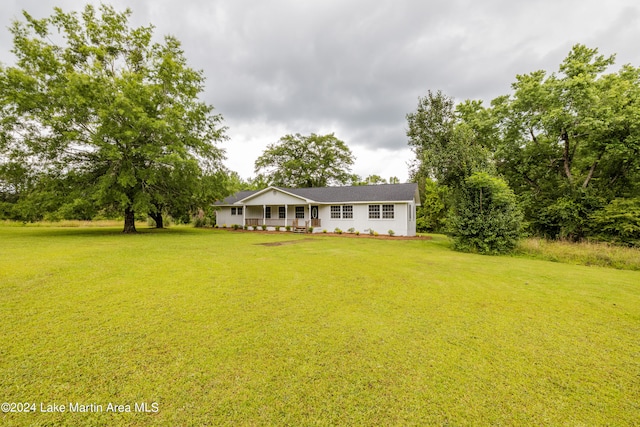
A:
[315,200,413,205]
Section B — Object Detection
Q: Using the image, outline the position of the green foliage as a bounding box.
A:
[193,216,209,228]
[416,178,449,232]
[406,90,492,187]
[588,198,640,246]
[535,192,602,240]
[334,227,342,234]
[285,225,291,232]
[489,44,640,242]
[449,172,524,254]
[350,174,400,186]
[516,237,640,270]
[254,133,354,187]
[388,229,395,236]
[0,4,227,232]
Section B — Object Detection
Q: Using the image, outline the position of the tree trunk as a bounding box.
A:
[149,211,164,228]
[561,130,573,183]
[123,207,137,233]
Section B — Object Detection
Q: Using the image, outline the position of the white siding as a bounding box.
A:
[242,189,307,205]
[316,203,414,236]
[216,207,243,227]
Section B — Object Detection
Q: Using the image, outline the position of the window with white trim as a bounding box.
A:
[265,206,271,219]
[231,207,236,215]
[279,206,285,219]
[342,205,353,219]
[382,204,394,219]
[368,205,380,219]
[331,206,341,219]
[295,206,305,219]
[237,207,243,215]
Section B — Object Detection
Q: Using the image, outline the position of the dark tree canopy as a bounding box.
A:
[254,133,354,188]
[491,44,640,240]
[408,45,640,246]
[0,4,227,232]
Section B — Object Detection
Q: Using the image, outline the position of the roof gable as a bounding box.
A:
[238,186,310,205]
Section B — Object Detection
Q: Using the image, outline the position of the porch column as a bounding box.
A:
[263,204,266,226]
[285,204,288,228]
[242,205,246,226]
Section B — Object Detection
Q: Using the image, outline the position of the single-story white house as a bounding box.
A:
[215,183,421,236]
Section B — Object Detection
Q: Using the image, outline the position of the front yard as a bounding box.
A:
[1,226,638,425]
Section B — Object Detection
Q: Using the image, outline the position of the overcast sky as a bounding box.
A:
[2,0,639,183]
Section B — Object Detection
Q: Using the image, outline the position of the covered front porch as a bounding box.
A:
[242,204,321,229]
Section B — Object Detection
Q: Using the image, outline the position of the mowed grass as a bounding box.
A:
[0,226,639,426]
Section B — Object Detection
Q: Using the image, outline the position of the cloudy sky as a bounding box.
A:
[2,0,639,183]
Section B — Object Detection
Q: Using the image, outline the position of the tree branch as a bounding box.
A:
[582,149,605,189]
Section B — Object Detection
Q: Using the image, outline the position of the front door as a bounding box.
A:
[310,205,321,227]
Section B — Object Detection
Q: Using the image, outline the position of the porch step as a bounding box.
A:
[292,226,307,233]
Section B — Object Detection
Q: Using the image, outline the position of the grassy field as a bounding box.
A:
[1,225,639,426]
[516,237,640,271]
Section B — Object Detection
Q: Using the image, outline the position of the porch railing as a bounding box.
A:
[245,218,321,227]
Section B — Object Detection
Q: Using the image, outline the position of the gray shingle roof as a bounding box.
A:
[216,183,419,205]
[216,190,259,205]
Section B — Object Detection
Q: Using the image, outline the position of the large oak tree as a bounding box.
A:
[0,4,227,232]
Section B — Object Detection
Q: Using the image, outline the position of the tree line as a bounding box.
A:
[409,45,640,248]
[1,5,638,247]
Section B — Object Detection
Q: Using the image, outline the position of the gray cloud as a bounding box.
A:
[2,0,640,180]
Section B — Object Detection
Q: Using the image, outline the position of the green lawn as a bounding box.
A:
[1,226,639,426]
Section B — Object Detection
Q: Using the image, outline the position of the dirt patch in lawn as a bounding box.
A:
[255,238,317,246]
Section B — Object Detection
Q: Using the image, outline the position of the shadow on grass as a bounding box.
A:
[3,225,199,238]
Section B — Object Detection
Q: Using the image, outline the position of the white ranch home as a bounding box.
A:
[215,183,420,236]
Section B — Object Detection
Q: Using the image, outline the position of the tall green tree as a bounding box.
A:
[0,4,227,232]
[254,133,354,187]
[492,44,640,239]
[406,91,523,252]
[406,90,491,187]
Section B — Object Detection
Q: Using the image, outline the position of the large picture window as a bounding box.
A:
[331,205,353,219]
[369,204,394,219]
